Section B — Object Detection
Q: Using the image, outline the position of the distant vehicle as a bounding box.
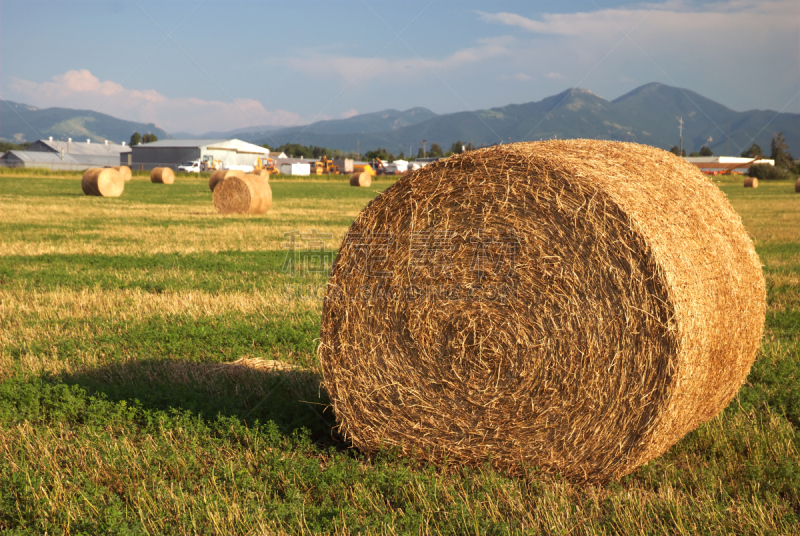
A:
[178,160,202,173]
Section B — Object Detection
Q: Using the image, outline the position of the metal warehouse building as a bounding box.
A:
[128,139,270,170]
[0,137,131,170]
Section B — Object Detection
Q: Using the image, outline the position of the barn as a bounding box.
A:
[128,139,270,170]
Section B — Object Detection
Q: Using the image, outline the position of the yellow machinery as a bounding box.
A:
[353,163,376,176]
[310,156,341,175]
[320,156,340,174]
[201,156,221,171]
[254,157,278,174]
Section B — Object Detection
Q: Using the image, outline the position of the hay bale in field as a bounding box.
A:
[150,167,175,184]
[252,168,270,178]
[112,165,132,181]
[320,139,766,484]
[795,178,800,193]
[212,173,272,214]
[208,169,245,192]
[743,177,758,188]
[350,172,372,187]
[81,167,124,197]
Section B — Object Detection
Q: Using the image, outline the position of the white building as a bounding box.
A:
[280,162,311,176]
[684,156,774,173]
[129,139,269,170]
[385,159,409,174]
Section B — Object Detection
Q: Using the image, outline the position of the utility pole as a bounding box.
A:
[678,117,684,156]
[421,140,427,158]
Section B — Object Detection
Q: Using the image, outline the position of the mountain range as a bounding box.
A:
[2,83,797,156]
[0,100,168,145]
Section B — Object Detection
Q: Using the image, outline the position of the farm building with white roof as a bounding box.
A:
[129,139,270,170]
[0,137,131,170]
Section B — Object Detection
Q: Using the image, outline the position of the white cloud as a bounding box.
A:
[287,38,512,82]
[476,1,796,39]
[341,109,359,118]
[545,72,565,80]
[8,69,303,133]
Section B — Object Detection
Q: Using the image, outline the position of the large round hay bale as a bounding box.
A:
[112,165,132,182]
[209,169,245,192]
[252,168,270,178]
[81,168,124,197]
[150,167,175,184]
[795,178,799,193]
[350,172,372,187]
[212,174,272,214]
[743,177,758,188]
[320,140,765,484]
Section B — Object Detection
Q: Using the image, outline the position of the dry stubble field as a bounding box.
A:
[0,172,798,534]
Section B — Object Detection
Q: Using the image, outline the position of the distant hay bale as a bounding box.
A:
[350,172,372,187]
[795,178,800,193]
[320,140,766,484]
[743,177,758,188]
[112,165,132,181]
[81,167,124,197]
[209,169,245,192]
[212,173,272,214]
[150,167,175,184]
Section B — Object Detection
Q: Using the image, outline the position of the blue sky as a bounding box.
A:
[2,0,798,134]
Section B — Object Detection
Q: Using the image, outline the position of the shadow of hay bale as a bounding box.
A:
[59,358,336,442]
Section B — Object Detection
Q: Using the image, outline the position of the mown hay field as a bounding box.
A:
[0,173,798,534]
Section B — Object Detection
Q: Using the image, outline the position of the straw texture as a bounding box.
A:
[81,168,124,197]
[743,177,758,188]
[112,165,132,181]
[350,172,372,187]
[212,174,272,214]
[150,167,175,184]
[320,140,766,484]
[209,169,245,192]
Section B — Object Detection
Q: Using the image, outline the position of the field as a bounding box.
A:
[0,172,798,534]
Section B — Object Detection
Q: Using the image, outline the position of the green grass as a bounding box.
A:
[0,176,798,534]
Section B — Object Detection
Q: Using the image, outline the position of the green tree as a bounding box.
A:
[770,133,793,168]
[740,143,763,159]
[429,143,444,157]
[417,148,424,158]
[466,142,474,151]
[276,143,314,158]
[669,146,686,157]
[365,148,389,161]
[0,141,31,152]
[141,133,158,144]
[449,141,464,155]
[130,132,141,146]
[699,146,713,156]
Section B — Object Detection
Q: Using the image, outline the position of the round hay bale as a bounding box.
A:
[112,165,132,181]
[320,140,765,484]
[81,167,124,197]
[150,167,175,184]
[350,172,372,187]
[209,169,245,192]
[795,178,800,193]
[743,177,758,188]
[212,174,272,214]
[252,168,270,178]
